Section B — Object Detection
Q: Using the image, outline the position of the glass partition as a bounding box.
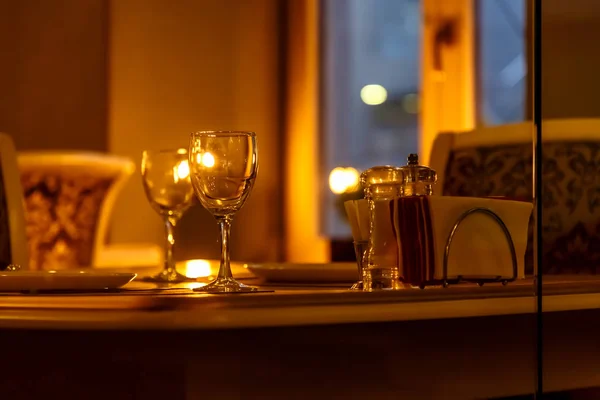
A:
[539,0,600,397]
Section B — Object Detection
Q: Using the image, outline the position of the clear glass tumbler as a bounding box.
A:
[360,166,405,290]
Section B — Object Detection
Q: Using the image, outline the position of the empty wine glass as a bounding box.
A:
[189,131,258,293]
[141,148,196,283]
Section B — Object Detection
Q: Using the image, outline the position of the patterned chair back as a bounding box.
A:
[0,134,29,270]
[18,152,134,271]
[430,119,600,275]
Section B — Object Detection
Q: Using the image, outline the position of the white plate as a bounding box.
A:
[246,263,358,283]
[0,271,136,291]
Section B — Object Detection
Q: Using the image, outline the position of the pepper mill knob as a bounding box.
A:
[408,153,419,165]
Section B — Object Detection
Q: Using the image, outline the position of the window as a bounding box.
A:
[320,0,528,239]
[478,0,527,125]
[321,0,421,238]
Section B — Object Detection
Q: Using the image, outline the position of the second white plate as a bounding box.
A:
[246,262,357,283]
[0,271,136,292]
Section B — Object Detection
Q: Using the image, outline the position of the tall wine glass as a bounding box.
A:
[141,148,196,283]
[189,131,258,293]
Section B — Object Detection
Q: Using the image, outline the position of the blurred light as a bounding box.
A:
[176,148,187,155]
[176,160,190,180]
[193,152,216,168]
[329,167,360,194]
[402,93,420,114]
[184,259,212,278]
[201,152,215,168]
[360,84,387,105]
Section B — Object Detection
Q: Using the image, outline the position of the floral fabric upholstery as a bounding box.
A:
[443,142,600,274]
[21,172,113,270]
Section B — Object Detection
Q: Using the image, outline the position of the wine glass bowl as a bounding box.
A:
[189,131,258,293]
[141,149,196,283]
[142,149,194,220]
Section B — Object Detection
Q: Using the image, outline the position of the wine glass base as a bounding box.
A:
[140,269,196,284]
[193,277,258,293]
[350,281,363,290]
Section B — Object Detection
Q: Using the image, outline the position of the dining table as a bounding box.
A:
[1,272,600,399]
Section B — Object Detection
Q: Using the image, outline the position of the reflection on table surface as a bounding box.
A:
[0,274,599,331]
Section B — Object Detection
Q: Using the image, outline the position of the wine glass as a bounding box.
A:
[141,148,196,283]
[189,131,258,293]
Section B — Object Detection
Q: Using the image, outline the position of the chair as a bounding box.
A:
[18,151,161,270]
[0,134,29,270]
[430,119,600,275]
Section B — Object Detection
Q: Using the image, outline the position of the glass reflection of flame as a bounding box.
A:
[173,160,190,183]
[201,152,215,168]
[194,152,215,168]
[177,160,190,179]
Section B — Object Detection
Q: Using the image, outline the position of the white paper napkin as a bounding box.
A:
[392,196,533,286]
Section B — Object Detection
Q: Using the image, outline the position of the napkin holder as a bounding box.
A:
[391,196,532,289]
[441,207,517,288]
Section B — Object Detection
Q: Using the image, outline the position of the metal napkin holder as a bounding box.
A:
[437,207,518,288]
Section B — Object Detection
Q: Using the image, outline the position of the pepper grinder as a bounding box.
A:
[398,154,438,197]
[396,154,437,288]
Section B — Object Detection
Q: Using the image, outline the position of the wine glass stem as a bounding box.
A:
[216,216,233,279]
[164,217,176,273]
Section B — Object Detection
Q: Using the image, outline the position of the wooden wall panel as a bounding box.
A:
[0,0,108,151]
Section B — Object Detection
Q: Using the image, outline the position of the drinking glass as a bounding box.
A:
[141,149,196,283]
[189,131,258,293]
[361,166,405,290]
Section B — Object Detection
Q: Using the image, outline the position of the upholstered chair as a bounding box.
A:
[18,152,161,270]
[430,119,600,275]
